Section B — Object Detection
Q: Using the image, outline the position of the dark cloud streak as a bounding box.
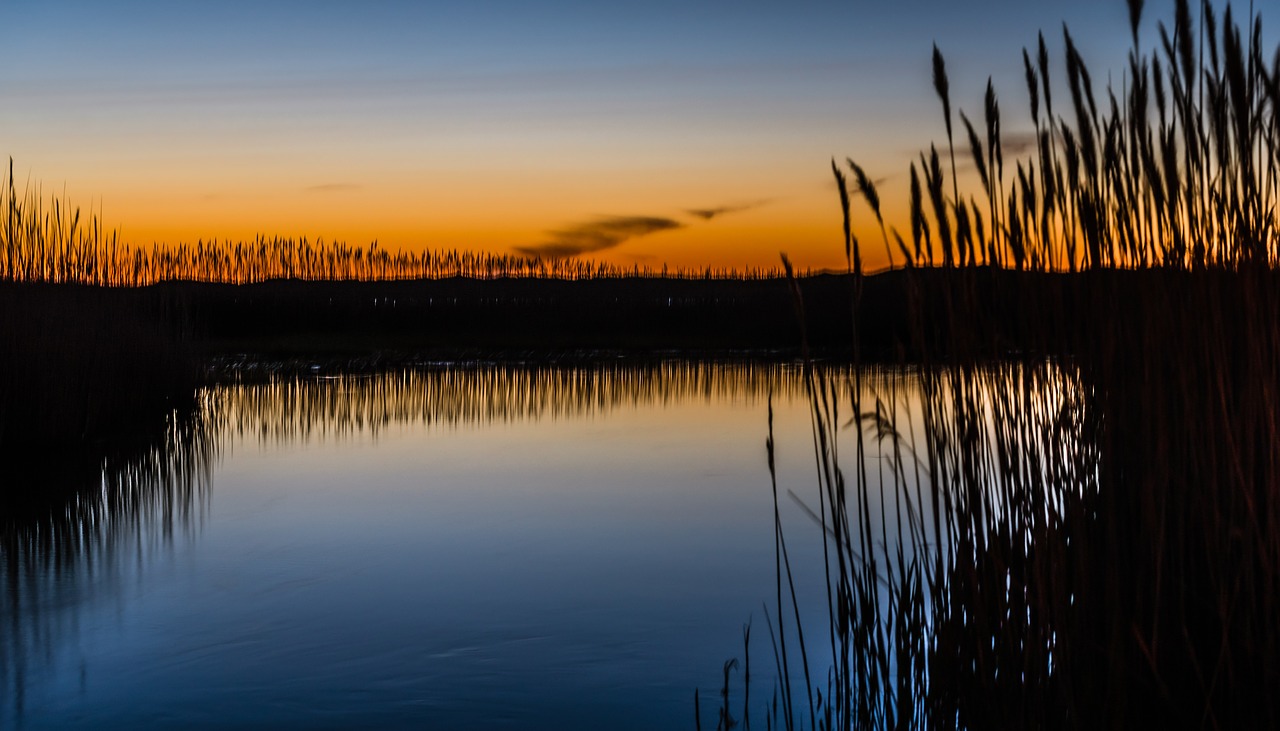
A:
[515,215,682,259]
[684,199,771,220]
[942,129,1040,174]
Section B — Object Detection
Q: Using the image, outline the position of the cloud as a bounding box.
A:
[684,199,771,220]
[515,215,682,259]
[935,129,1042,175]
[306,183,362,193]
[1001,130,1040,157]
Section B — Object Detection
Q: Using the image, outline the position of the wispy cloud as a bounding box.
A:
[684,199,771,220]
[939,130,1041,174]
[515,215,682,258]
[1003,131,1039,157]
[306,183,362,193]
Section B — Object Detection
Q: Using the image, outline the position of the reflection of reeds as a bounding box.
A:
[1,405,216,727]
[2,401,217,567]
[772,279,1280,724]
[0,284,200,488]
[8,361,825,727]
[212,361,821,445]
[785,362,1102,727]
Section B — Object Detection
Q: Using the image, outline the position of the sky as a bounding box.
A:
[2,0,1141,272]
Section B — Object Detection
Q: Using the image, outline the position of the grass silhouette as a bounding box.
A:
[1,159,782,285]
[730,1,1280,728]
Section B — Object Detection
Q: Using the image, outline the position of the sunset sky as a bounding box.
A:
[3,1,1136,272]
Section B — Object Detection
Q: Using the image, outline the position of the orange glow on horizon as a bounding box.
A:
[40,170,882,275]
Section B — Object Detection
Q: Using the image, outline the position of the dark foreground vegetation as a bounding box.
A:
[0,284,199,518]
[706,0,1280,728]
[739,266,1280,729]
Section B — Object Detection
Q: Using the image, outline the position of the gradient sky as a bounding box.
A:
[3,0,1138,271]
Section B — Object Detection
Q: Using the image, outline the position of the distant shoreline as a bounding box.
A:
[4,266,1256,363]
[0,265,1266,470]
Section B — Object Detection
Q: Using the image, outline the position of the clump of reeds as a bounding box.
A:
[0,161,204,497]
[1,158,120,284]
[748,0,1280,728]
[837,0,1278,273]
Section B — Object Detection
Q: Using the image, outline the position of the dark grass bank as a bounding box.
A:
[0,284,200,517]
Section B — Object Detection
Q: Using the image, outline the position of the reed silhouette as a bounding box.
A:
[730,0,1280,728]
[844,1,1278,272]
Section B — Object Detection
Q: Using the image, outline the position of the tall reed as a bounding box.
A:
[840,0,1277,273]
[754,1,1280,727]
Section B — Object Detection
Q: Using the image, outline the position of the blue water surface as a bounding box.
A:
[3,363,838,730]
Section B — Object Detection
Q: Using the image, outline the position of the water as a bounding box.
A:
[3,362,848,730]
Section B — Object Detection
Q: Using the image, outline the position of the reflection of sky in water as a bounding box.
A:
[3,363,836,730]
[1,361,1087,729]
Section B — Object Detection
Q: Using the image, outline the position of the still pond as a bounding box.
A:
[3,362,854,730]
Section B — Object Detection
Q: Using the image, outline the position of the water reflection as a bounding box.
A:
[2,407,217,724]
[1,360,1088,730]
[771,359,1099,729]
[217,361,817,443]
[1,361,825,729]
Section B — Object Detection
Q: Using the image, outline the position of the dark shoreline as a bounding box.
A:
[0,268,935,513]
[157,266,1276,363]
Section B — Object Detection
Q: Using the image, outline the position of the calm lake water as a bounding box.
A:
[4,362,860,730]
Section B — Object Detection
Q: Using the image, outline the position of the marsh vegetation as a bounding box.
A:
[4,0,1280,726]
[723,0,1280,728]
[2,160,779,285]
